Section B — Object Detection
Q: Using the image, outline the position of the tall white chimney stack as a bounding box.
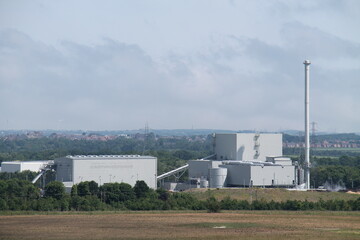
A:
[304,60,311,190]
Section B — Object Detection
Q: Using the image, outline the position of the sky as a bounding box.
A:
[0,0,359,132]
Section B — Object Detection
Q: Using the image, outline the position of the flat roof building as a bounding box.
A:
[0,161,49,173]
[55,155,157,189]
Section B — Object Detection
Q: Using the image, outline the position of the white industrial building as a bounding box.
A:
[0,161,49,173]
[1,133,295,190]
[215,133,282,161]
[55,155,157,189]
[186,133,296,188]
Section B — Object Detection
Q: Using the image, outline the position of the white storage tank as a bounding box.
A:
[209,167,227,188]
[200,177,209,188]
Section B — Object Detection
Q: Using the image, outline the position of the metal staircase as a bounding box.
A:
[31,161,54,184]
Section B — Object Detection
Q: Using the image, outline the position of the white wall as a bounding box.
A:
[21,162,47,172]
[215,133,282,161]
[188,160,211,179]
[222,164,251,186]
[236,134,256,160]
[56,156,157,189]
[215,134,237,160]
[250,165,295,186]
[1,161,47,173]
[254,134,282,161]
[220,163,295,187]
[0,162,21,172]
[188,160,223,180]
[55,158,73,182]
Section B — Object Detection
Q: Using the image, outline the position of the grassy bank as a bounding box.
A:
[187,188,360,202]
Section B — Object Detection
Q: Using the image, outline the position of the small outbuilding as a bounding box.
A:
[0,161,49,173]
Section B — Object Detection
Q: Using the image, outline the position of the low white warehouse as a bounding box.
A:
[0,161,49,173]
[221,160,295,187]
[55,155,157,189]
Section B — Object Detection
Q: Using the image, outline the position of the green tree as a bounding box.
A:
[133,180,150,198]
[0,198,8,210]
[71,184,78,196]
[100,182,135,204]
[156,188,169,201]
[77,182,90,197]
[44,181,66,200]
[88,181,99,195]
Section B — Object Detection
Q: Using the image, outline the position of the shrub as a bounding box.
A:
[206,197,221,213]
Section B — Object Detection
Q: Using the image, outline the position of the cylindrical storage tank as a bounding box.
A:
[209,168,227,188]
[200,178,209,188]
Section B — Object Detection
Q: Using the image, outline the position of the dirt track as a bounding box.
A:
[0,211,360,240]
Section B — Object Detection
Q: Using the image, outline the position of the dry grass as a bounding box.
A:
[187,188,360,202]
[0,211,360,240]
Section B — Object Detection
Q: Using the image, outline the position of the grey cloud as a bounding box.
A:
[169,21,359,131]
[1,23,359,132]
[0,29,175,129]
[270,0,348,14]
[281,22,360,59]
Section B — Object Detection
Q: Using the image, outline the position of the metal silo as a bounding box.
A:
[209,167,227,188]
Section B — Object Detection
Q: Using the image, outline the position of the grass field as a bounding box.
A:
[187,188,360,202]
[0,211,360,240]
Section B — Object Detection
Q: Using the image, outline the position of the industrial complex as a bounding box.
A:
[0,132,299,191]
[0,61,312,192]
[161,133,297,191]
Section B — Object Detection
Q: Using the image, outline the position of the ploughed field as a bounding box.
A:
[1,211,360,240]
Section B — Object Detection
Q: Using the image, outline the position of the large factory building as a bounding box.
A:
[186,133,296,189]
[55,155,157,189]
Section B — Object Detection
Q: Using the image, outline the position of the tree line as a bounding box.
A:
[1,179,360,212]
[310,156,360,189]
[0,134,213,161]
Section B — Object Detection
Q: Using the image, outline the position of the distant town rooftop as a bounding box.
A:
[64,155,156,160]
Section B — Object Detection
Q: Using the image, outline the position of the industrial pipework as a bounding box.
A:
[304,60,311,189]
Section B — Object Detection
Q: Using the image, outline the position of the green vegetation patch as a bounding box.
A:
[317,228,360,237]
[335,229,360,236]
[179,222,265,229]
[188,188,360,202]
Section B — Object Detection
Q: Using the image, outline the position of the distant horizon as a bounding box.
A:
[1,128,359,135]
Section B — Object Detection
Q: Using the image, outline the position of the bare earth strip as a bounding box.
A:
[0,211,360,240]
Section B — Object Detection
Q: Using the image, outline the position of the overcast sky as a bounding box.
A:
[0,0,359,132]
